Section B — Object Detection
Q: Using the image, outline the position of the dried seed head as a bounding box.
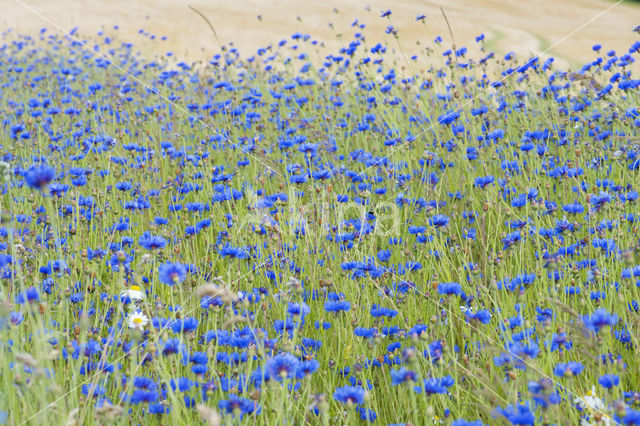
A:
[196,405,221,426]
[195,284,238,304]
[15,353,39,368]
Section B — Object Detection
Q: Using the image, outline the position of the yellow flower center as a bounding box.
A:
[133,317,143,324]
[131,285,140,291]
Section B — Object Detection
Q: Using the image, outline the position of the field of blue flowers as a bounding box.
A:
[2,8,640,425]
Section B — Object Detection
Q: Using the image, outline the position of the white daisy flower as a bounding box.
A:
[460,305,473,314]
[573,386,613,426]
[121,285,145,301]
[127,311,149,331]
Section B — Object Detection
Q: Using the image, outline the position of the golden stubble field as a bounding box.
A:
[2,0,639,71]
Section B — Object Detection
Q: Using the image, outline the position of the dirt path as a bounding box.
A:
[2,0,639,71]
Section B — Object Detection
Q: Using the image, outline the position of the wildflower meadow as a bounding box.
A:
[1,7,640,425]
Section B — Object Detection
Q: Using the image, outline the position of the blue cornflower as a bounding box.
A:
[171,317,198,333]
[138,231,167,250]
[298,143,318,155]
[129,389,159,404]
[530,388,561,409]
[493,402,535,425]
[219,244,249,259]
[170,377,194,393]
[190,351,208,365]
[191,363,208,376]
[296,359,320,379]
[474,175,495,188]
[562,202,584,215]
[334,386,366,406]
[387,342,401,352]
[287,302,310,321]
[354,327,377,338]
[69,292,84,304]
[465,309,492,324]
[71,339,102,358]
[133,376,157,390]
[377,249,391,262]
[25,164,55,189]
[590,191,612,208]
[528,378,559,409]
[158,262,186,285]
[154,217,168,226]
[437,282,462,297]
[598,374,620,388]
[429,214,450,228]
[385,25,397,36]
[553,361,584,377]
[502,231,522,250]
[149,403,169,414]
[265,353,300,381]
[370,304,397,318]
[548,333,572,352]
[15,287,39,304]
[390,367,417,385]
[357,407,377,422]
[161,338,184,356]
[324,300,351,312]
[615,409,640,425]
[218,396,260,417]
[416,376,454,395]
[438,110,460,125]
[583,308,619,334]
[81,384,106,398]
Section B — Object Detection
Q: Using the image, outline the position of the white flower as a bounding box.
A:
[127,311,149,330]
[121,285,145,301]
[460,305,473,314]
[573,386,613,426]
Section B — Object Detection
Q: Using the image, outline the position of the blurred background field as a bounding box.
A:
[3,0,639,71]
